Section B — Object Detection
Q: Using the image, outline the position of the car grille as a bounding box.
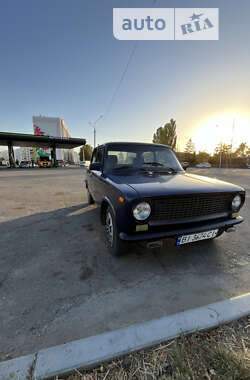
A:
[148,193,233,222]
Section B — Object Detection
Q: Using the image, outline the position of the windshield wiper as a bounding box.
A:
[156,167,178,174]
[142,162,163,166]
[112,165,177,174]
[113,165,134,170]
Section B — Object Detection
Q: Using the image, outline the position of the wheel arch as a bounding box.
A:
[100,196,115,225]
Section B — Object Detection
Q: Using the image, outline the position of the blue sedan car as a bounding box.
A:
[85,142,245,256]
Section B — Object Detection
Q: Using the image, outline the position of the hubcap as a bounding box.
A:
[106,212,114,246]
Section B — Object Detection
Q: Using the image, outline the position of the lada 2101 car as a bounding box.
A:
[85,142,245,256]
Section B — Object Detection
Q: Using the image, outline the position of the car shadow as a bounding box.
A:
[0,203,230,292]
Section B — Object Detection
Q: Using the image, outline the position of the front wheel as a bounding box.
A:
[105,207,127,256]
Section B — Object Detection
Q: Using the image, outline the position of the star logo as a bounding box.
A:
[190,13,203,21]
[34,125,45,136]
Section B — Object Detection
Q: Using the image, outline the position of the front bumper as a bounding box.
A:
[119,216,244,241]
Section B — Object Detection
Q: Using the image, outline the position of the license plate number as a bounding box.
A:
[176,229,218,245]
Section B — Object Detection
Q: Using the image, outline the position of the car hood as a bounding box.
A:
[108,172,243,197]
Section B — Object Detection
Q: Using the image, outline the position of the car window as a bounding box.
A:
[96,148,104,163]
[91,149,97,163]
[142,151,154,163]
[108,151,136,165]
[155,150,178,167]
[91,147,104,163]
[104,144,183,172]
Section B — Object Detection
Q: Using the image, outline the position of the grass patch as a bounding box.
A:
[51,316,250,380]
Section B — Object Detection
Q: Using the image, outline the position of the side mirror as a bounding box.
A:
[89,162,103,171]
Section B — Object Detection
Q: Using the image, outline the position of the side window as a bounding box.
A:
[96,147,104,163]
[92,147,104,163]
[91,149,97,163]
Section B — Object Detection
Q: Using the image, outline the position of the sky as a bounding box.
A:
[1,0,250,153]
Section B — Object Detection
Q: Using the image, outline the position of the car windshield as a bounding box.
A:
[104,144,183,173]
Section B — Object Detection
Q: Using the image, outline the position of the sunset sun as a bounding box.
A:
[193,114,250,153]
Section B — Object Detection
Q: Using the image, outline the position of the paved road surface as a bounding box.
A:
[0,167,249,360]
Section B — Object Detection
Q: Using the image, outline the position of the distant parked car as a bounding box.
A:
[56,160,65,167]
[19,161,31,168]
[39,160,51,168]
[80,161,86,167]
[196,162,212,168]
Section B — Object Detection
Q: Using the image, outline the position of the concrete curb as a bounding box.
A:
[1,293,250,380]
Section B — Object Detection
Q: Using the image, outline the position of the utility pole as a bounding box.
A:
[219,146,222,168]
[216,125,222,168]
[93,127,96,148]
[89,115,103,148]
[231,118,235,150]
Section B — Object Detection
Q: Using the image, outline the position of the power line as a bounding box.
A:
[102,41,138,119]
[102,0,158,120]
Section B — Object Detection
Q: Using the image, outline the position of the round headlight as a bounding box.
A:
[232,194,241,211]
[133,202,151,221]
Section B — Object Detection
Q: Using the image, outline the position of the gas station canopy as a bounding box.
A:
[0,132,86,149]
[0,132,86,168]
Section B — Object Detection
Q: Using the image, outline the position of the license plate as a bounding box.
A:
[176,229,218,245]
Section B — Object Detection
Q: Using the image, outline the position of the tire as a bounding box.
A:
[105,206,127,256]
[87,189,95,205]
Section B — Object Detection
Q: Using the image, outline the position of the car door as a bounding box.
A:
[87,148,97,196]
[88,147,104,203]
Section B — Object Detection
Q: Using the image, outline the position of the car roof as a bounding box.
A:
[97,142,172,149]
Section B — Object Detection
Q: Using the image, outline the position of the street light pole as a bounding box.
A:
[93,127,96,148]
[219,146,222,168]
[89,115,103,149]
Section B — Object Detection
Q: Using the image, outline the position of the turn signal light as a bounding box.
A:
[231,212,239,218]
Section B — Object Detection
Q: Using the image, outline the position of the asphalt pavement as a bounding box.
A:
[0,167,249,360]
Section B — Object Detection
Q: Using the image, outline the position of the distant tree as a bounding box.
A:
[0,157,4,162]
[185,138,195,154]
[195,151,211,163]
[153,119,177,150]
[213,143,233,167]
[234,142,249,157]
[15,159,19,166]
[184,138,196,165]
[79,144,93,161]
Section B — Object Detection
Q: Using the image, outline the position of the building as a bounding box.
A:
[0,148,34,164]
[19,147,34,162]
[74,151,80,164]
[0,150,9,160]
[14,148,21,162]
[32,115,75,163]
